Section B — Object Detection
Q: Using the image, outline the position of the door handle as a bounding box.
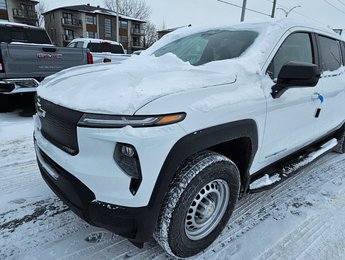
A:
[311,93,324,103]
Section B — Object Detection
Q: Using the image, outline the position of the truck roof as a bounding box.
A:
[70,38,122,46]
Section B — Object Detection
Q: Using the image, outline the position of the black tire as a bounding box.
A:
[154,151,240,258]
[0,94,11,112]
[335,127,345,154]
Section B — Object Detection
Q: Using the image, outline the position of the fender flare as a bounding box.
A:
[142,119,258,241]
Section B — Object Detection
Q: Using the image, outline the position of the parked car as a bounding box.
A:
[67,38,130,63]
[33,19,345,258]
[0,22,93,110]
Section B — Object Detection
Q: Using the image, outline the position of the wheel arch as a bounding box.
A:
[145,119,258,239]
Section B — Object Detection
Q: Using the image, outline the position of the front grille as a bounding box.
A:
[36,97,83,155]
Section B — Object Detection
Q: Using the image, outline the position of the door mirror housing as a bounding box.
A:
[271,61,321,99]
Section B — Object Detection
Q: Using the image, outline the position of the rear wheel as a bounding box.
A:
[154,151,240,258]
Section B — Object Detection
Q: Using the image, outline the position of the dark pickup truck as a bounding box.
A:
[0,22,93,109]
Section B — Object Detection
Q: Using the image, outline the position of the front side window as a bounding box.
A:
[267,33,314,79]
[153,30,258,66]
[318,36,342,72]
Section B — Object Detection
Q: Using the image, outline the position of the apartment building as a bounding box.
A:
[0,0,38,25]
[44,4,146,53]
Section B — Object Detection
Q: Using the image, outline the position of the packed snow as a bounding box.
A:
[2,103,345,259]
[250,174,281,190]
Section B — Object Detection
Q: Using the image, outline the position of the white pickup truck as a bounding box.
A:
[67,38,130,64]
[34,19,345,258]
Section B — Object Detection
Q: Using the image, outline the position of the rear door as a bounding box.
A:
[316,35,345,135]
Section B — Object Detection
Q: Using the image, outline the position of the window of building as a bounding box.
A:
[0,0,6,10]
[120,35,128,43]
[63,12,73,23]
[86,15,96,25]
[318,36,342,72]
[267,33,314,79]
[119,20,128,29]
[104,18,112,37]
[87,31,97,38]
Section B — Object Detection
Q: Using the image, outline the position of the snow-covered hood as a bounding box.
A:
[37,54,238,115]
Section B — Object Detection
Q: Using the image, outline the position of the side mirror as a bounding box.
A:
[271,61,321,99]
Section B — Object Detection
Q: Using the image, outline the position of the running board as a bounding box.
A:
[249,138,338,193]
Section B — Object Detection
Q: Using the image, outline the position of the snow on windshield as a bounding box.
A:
[153,30,259,66]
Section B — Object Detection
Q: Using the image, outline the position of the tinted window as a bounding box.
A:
[0,26,51,44]
[319,36,342,72]
[87,43,124,54]
[153,30,259,66]
[268,33,313,79]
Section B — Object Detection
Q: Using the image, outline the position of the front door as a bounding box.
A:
[258,32,322,168]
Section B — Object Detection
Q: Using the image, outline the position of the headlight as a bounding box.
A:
[78,113,186,128]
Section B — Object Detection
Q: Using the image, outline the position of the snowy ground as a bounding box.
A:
[1,98,345,259]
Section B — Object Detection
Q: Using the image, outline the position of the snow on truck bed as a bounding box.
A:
[2,110,345,259]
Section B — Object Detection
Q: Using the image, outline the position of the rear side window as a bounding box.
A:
[0,26,51,44]
[267,33,314,79]
[87,42,124,54]
[318,36,342,72]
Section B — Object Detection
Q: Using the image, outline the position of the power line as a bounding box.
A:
[216,0,271,17]
[322,0,345,15]
[264,0,327,24]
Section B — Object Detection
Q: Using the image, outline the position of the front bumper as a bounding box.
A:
[35,144,157,242]
[0,78,39,94]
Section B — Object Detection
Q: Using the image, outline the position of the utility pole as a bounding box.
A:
[116,0,119,42]
[271,0,277,18]
[241,0,247,22]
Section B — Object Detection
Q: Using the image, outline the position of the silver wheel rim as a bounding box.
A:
[185,179,230,240]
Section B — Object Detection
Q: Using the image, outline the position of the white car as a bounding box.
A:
[67,38,130,63]
[34,19,345,258]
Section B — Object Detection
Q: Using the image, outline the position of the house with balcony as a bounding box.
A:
[7,0,38,25]
[43,4,146,53]
[0,0,38,25]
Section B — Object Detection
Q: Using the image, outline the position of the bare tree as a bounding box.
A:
[103,0,151,21]
[144,22,158,47]
[36,0,47,27]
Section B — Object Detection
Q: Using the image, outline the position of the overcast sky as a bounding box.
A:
[43,0,345,30]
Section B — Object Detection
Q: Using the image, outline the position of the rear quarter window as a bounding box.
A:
[318,36,342,72]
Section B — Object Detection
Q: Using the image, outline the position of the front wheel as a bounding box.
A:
[154,151,240,258]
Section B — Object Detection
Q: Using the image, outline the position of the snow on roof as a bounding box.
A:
[70,38,121,45]
[44,4,146,23]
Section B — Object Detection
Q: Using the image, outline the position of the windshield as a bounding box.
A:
[153,30,258,66]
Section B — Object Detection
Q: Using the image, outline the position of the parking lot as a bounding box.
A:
[1,97,345,259]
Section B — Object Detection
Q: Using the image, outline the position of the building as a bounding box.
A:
[0,0,38,25]
[158,24,192,39]
[44,4,146,53]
